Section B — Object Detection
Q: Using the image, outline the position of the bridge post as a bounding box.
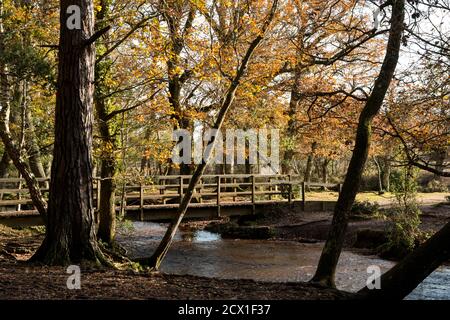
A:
[96,178,100,211]
[269,177,272,201]
[160,178,166,204]
[251,175,256,214]
[139,182,144,221]
[233,177,236,202]
[179,176,183,204]
[301,181,306,211]
[216,176,221,218]
[288,174,292,204]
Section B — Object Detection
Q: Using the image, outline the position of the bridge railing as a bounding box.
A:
[0,175,342,217]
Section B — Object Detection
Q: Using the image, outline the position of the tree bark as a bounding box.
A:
[95,0,117,245]
[0,1,47,220]
[31,0,105,265]
[311,0,405,287]
[144,0,279,270]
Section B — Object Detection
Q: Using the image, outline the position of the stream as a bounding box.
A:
[116,221,450,300]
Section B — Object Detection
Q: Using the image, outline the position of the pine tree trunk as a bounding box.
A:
[311,0,405,287]
[32,0,105,265]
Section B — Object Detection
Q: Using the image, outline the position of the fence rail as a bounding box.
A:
[0,175,341,218]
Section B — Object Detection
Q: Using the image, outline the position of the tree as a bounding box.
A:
[32,0,108,265]
[311,0,405,287]
[358,182,450,299]
[0,0,48,220]
[144,0,279,270]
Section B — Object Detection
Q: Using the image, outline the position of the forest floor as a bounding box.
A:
[0,224,349,300]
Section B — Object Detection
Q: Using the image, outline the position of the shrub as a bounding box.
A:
[380,166,422,259]
[422,179,449,193]
[116,219,135,235]
[350,200,380,217]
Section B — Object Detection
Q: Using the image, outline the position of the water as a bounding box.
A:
[116,221,450,300]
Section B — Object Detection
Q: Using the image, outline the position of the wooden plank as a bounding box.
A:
[0,199,34,206]
[0,188,50,193]
[0,177,49,183]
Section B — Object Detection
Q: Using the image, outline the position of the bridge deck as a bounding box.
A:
[0,174,341,221]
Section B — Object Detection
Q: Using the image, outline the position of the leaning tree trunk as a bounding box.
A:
[311,0,405,287]
[32,0,106,265]
[0,1,47,220]
[358,218,450,299]
[144,0,279,270]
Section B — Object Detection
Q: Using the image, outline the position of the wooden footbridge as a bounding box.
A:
[0,174,341,223]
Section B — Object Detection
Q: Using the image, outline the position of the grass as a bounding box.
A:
[305,191,449,205]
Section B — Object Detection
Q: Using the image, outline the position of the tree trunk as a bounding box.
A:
[322,158,329,190]
[358,219,450,299]
[26,108,48,188]
[144,1,278,270]
[432,149,446,181]
[311,0,405,287]
[0,151,10,178]
[304,142,317,192]
[282,62,303,174]
[380,158,391,192]
[95,0,117,245]
[374,156,384,193]
[31,0,105,265]
[0,1,47,220]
